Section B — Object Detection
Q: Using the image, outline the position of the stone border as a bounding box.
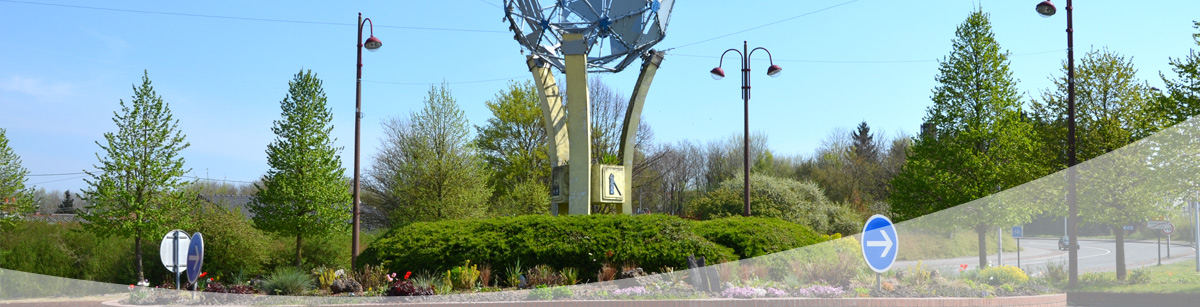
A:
[99,294,1066,307]
[1067,292,1200,307]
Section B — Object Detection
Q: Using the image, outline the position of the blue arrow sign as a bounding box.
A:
[186,232,204,284]
[861,215,898,273]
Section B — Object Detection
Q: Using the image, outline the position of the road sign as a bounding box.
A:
[1012,226,1023,238]
[159,230,189,274]
[186,232,204,284]
[1161,222,1175,235]
[1123,225,1135,231]
[861,215,899,273]
[1147,220,1172,230]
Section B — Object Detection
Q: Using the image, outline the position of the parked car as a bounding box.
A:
[1058,236,1079,251]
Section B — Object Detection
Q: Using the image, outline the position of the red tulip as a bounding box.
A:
[404,271,412,280]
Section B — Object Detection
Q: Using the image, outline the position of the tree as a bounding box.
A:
[248,70,351,269]
[1158,21,1200,126]
[56,190,76,214]
[365,83,490,226]
[889,11,1047,268]
[79,71,195,282]
[473,81,550,216]
[850,121,878,162]
[0,128,35,227]
[1032,49,1162,280]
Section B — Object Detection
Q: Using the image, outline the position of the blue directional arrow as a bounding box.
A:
[861,215,898,273]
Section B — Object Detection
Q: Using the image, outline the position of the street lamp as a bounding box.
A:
[353,12,381,269]
[711,41,781,217]
[1034,0,1078,288]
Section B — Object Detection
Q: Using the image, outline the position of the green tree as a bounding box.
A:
[473,81,550,216]
[1158,21,1200,125]
[56,190,76,214]
[79,71,195,282]
[365,83,491,225]
[889,11,1047,268]
[248,70,351,269]
[1032,49,1163,280]
[0,128,35,227]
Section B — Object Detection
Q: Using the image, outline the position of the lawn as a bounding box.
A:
[1072,261,1200,294]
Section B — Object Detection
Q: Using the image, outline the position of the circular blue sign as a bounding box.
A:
[186,232,204,283]
[861,215,898,273]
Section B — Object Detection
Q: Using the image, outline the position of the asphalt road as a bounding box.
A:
[894,237,1199,276]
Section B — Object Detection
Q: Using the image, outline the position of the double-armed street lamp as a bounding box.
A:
[1035,0,1078,288]
[711,41,782,217]
[353,12,382,269]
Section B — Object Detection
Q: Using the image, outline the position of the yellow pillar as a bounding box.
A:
[618,51,665,215]
[563,31,591,215]
[526,56,570,215]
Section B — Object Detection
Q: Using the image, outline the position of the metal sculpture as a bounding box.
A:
[504,0,673,215]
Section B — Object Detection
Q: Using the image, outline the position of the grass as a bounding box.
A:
[897,228,1019,261]
[1071,261,1200,294]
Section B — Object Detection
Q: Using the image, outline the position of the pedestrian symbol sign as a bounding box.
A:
[861,215,899,273]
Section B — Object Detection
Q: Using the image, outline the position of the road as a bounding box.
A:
[894,237,1198,276]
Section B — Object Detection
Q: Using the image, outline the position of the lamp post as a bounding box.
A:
[1035,0,1077,288]
[353,12,382,269]
[711,41,782,217]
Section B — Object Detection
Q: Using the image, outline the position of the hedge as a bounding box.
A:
[692,216,834,259]
[357,214,740,280]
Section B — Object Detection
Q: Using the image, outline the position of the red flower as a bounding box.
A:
[198,272,208,279]
[404,271,412,280]
[129,284,135,290]
[207,278,213,282]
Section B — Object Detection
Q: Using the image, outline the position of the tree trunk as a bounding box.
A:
[1115,225,1126,281]
[976,224,988,269]
[135,231,144,283]
[295,232,303,269]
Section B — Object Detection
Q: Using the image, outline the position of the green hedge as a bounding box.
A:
[692,216,833,259]
[358,214,739,280]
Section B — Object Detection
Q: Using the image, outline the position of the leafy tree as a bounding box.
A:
[1158,21,1200,125]
[473,81,549,215]
[889,11,1047,268]
[56,190,76,214]
[79,71,195,282]
[0,128,35,227]
[1032,49,1162,280]
[248,70,351,269]
[365,83,490,226]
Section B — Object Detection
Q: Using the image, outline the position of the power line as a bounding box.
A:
[29,176,87,185]
[363,75,527,86]
[668,49,1066,64]
[663,0,862,51]
[26,172,86,177]
[0,0,507,33]
[26,173,256,184]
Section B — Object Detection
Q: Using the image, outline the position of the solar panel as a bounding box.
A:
[504,0,674,73]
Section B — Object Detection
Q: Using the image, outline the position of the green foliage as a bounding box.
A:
[195,203,271,277]
[365,82,491,226]
[1127,268,1151,285]
[261,266,313,295]
[311,266,339,292]
[687,174,859,235]
[1158,21,1200,126]
[0,128,35,228]
[79,70,195,281]
[559,267,578,286]
[977,265,1029,286]
[474,81,550,208]
[527,285,572,300]
[692,216,833,259]
[504,259,522,288]
[489,180,550,217]
[358,214,737,280]
[352,264,388,292]
[250,69,351,268]
[0,221,134,284]
[446,260,481,290]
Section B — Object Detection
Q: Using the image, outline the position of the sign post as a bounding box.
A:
[861,215,898,293]
[1163,223,1174,257]
[1012,226,1024,269]
[159,230,189,289]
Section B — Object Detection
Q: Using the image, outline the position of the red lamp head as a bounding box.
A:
[766,64,782,78]
[364,36,382,51]
[710,67,725,80]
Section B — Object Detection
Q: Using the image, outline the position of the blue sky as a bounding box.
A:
[2,0,1198,193]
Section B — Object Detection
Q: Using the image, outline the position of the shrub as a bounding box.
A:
[687,174,860,235]
[358,214,737,281]
[1043,260,1066,284]
[203,282,258,294]
[0,221,135,285]
[196,203,272,277]
[1127,268,1151,285]
[977,265,1028,286]
[693,216,835,279]
[261,266,313,295]
[446,260,481,290]
[352,264,388,292]
[386,280,434,296]
[526,264,561,287]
